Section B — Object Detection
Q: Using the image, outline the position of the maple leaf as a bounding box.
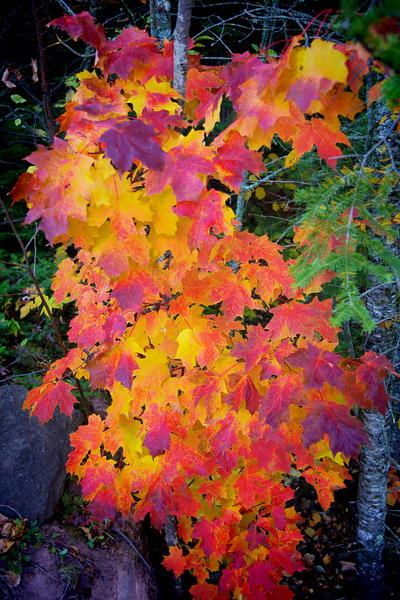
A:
[23,380,77,424]
[66,414,105,474]
[49,12,108,53]
[189,581,225,600]
[187,369,226,418]
[176,320,228,370]
[268,298,338,342]
[46,347,84,381]
[51,257,80,304]
[87,486,117,521]
[356,351,397,414]
[247,561,276,591]
[224,374,262,413]
[301,402,368,458]
[162,546,187,578]
[173,189,234,249]
[86,343,138,390]
[286,38,348,112]
[192,517,229,558]
[246,521,270,552]
[269,547,304,579]
[110,267,163,312]
[80,453,116,500]
[208,271,257,321]
[234,468,270,509]
[143,404,172,457]
[99,119,166,175]
[145,132,213,202]
[260,374,304,428]
[230,325,270,372]
[13,138,94,244]
[211,411,239,455]
[285,343,344,392]
[303,457,350,510]
[213,131,265,193]
[134,473,173,530]
[291,117,351,169]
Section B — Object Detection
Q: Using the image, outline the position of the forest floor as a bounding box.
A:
[1,472,400,600]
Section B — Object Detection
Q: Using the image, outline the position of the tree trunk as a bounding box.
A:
[172,0,193,109]
[355,91,400,599]
[164,514,183,598]
[356,408,391,600]
[149,0,171,43]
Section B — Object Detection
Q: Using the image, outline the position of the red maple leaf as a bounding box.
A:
[87,486,117,521]
[192,517,229,558]
[134,473,173,530]
[99,119,166,175]
[230,325,270,372]
[356,351,398,414]
[49,12,108,52]
[211,411,239,454]
[213,131,265,192]
[224,374,262,413]
[292,117,351,169]
[86,344,138,390]
[143,404,172,457]
[162,546,187,578]
[208,271,257,321]
[260,374,304,428]
[145,141,213,202]
[13,138,93,244]
[66,414,105,472]
[110,267,162,312]
[173,189,233,249]
[23,380,77,423]
[268,298,338,342]
[285,343,344,392]
[246,521,270,551]
[247,561,276,591]
[234,468,270,508]
[301,402,367,458]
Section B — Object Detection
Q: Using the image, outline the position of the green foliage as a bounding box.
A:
[0,245,70,386]
[290,167,399,331]
[0,519,61,576]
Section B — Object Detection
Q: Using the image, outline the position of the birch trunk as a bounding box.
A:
[356,407,391,600]
[356,93,400,598]
[172,0,193,108]
[149,0,171,43]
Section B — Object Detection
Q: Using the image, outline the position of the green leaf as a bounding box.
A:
[10,95,26,104]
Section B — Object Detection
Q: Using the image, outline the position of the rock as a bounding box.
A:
[15,525,159,600]
[0,385,84,525]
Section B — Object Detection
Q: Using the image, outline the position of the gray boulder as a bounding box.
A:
[0,384,84,525]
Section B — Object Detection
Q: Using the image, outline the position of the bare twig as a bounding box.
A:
[31,0,55,144]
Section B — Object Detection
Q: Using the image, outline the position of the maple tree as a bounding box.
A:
[10,11,399,598]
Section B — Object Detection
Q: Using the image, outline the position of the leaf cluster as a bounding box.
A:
[8,12,398,599]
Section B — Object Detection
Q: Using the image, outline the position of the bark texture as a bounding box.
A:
[149,0,171,42]
[356,408,391,600]
[172,0,193,108]
[164,515,183,598]
[356,94,400,599]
